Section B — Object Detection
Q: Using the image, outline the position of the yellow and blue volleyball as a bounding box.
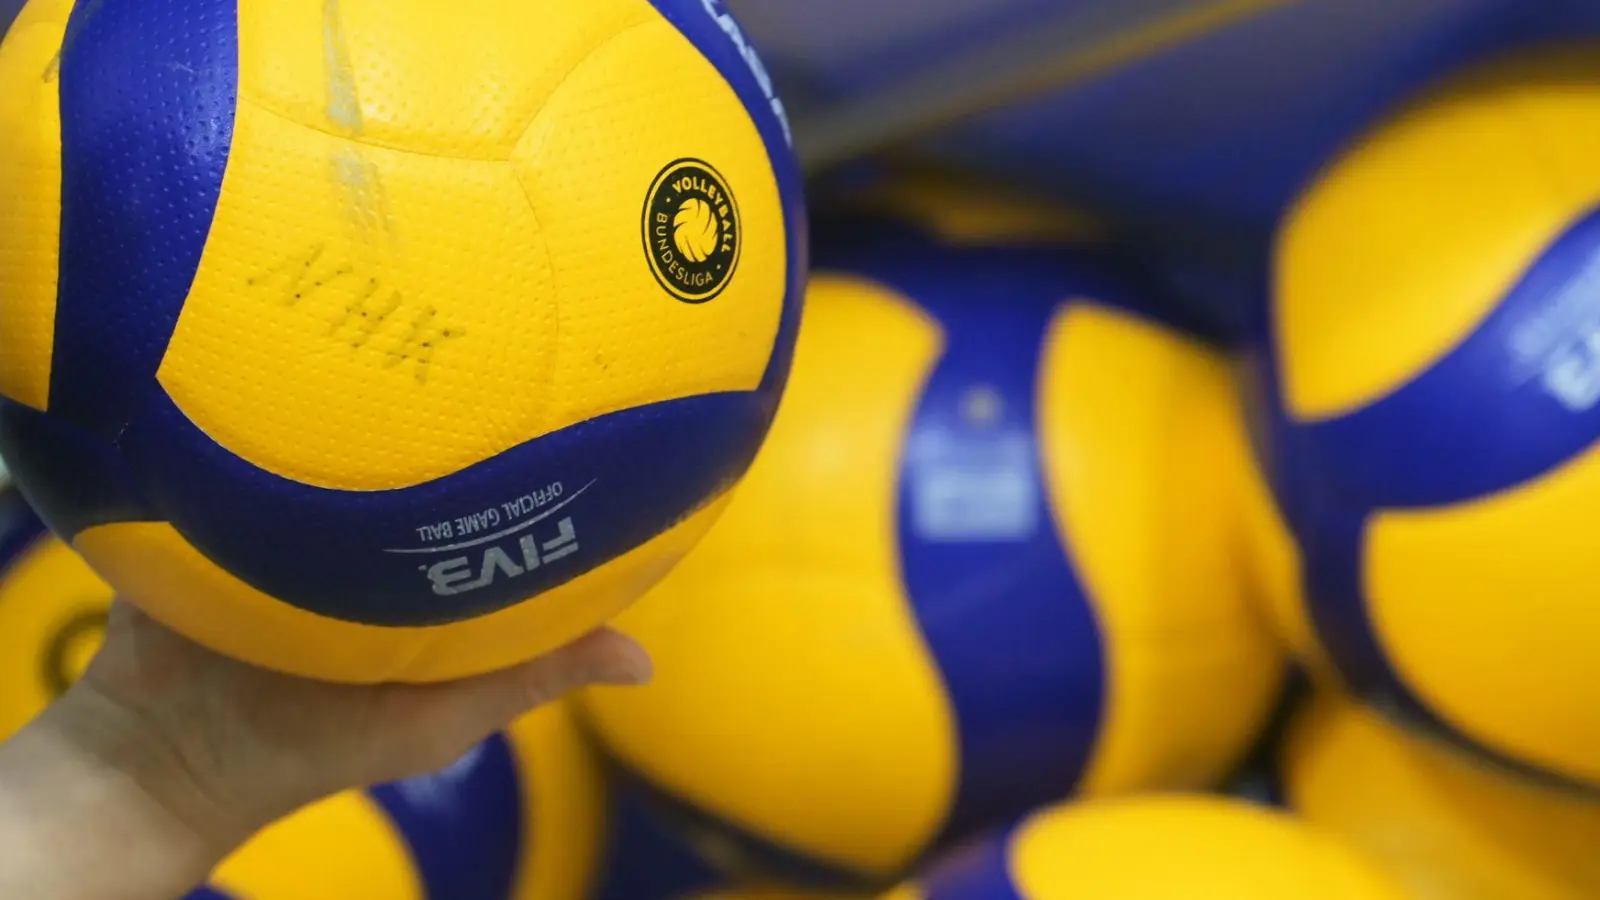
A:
[582,217,1285,884]
[888,796,1408,900]
[204,704,607,900]
[1283,692,1600,900]
[0,0,805,682]
[0,490,608,900]
[1247,46,1600,787]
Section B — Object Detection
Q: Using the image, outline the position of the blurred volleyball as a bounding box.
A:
[0,0,805,682]
[889,796,1408,900]
[582,213,1283,883]
[0,489,101,740]
[1247,46,1600,786]
[207,705,605,900]
[1282,692,1600,900]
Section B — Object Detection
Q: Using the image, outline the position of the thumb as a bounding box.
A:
[454,628,653,722]
[380,629,652,772]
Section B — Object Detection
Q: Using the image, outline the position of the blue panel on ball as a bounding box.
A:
[594,777,730,900]
[0,400,156,539]
[367,734,524,900]
[645,0,809,398]
[0,488,46,575]
[609,767,868,890]
[0,0,22,39]
[920,828,1026,900]
[184,889,241,900]
[116,385,772,627]
[819,223,1109,846]
[52,0,237,435]
[1287,208,1600,510]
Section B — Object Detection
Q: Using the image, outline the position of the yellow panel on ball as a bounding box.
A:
[0,0,805,682]
[159,0,787,492]
[208,792,425,900]
[1367,443,1600,782]
[1041,305,1282,795]
[508,18,789,431]
[0,0,70,412]
[1284,693,1600,900]
[235,0,653,160]
[889,797,1408,900]
[1277,48,1600,422]
[1253,45,1600,788]
[157,104,560,492]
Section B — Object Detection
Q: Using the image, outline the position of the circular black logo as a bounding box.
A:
[643,159,741,304]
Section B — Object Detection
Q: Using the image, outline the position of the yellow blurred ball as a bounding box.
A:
[890,796,1407,900]
[0,498,106,740]
[1283,692,1600,900]
[1248,45,1600,786]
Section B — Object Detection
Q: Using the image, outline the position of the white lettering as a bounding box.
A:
[501,485,564,522]
[541,518,579,562]
[427,558,474,596]
[1510,250,1600,369]
[475,546,524,585]
[423,518,582,597]
[1543,330,1600,411]
[416,521,453,542]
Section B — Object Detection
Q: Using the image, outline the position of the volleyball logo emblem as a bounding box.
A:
[645,159,741,303]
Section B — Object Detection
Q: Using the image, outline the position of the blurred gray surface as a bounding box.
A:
[765,0,1276,170]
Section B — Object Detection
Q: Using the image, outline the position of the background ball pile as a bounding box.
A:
[3,0,1599,898]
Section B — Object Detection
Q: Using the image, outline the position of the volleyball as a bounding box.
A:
[1282,693,1600,900]
[1247,48,1600,787]
[0,0,805,682]
[890,796,1408,900]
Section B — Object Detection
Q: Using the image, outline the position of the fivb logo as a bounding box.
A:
[426,518,581,598]
[699,0,793,147]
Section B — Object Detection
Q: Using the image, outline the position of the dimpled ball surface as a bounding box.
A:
[0,0,805,681]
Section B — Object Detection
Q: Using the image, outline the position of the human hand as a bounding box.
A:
[0,599,650,899]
